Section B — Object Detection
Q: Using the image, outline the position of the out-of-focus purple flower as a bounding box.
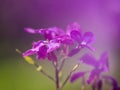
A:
[102,75,120,90]
[70,52,109,84]
[80,52,109,71]
[70,72,86,83]
[80,52,109,84]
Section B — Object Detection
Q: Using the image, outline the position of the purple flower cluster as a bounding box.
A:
[70,52,120,90]
[23,22,94,60]
[22,22,119,90]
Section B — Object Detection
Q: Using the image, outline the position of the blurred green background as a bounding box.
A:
[0,0,120,90]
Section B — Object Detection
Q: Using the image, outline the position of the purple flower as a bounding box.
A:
[80,52,109,71]
[67,22,95,57]
[25,27,65,40]
[70,52,109,84]
[81,52,109,84]
[22,40,60,61]
[102,75,120,90]
[23,22,95,61]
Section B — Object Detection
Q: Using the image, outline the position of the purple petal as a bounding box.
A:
[102,75,118,88]
[24,28,37,34]
[22,49,35,56]
[40,27,64,40]
[70,30,82,43]
[47,40,60,53]
[99,52,109,72]
[68,48,80,57]
[67,22,81,34]
[56,35,73,44]
[80,54,98,67]
[37,45,48,60]
[87,69,101,84]
[47,52,57,61]
[81,32,94,46]
[70,72,85,83]
[32,40,43,48]
[47,27,65,36]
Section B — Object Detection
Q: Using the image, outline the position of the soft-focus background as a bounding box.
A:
[0,0,120,90]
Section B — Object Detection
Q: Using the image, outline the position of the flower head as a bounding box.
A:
[81,52,109,84]
[67,23,95,57]
[23,40,60,61]
[70,52,109,84]
[23,22,95,61]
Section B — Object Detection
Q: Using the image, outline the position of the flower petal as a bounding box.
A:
[87,69,101,84]
[24,28,38,34]
[56,35,73,44]
[70,30,82,43]
[102,75,119,90]
[70,72,85,83]
[47,52,57,61]
[67,22,81,34]
[82,32,94,44]
[37,45,48,60]
[22,49,35,56]
[47,40,60,53]
[80,54,98,67]
[68,48,80,57]
[99,52,109,72]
